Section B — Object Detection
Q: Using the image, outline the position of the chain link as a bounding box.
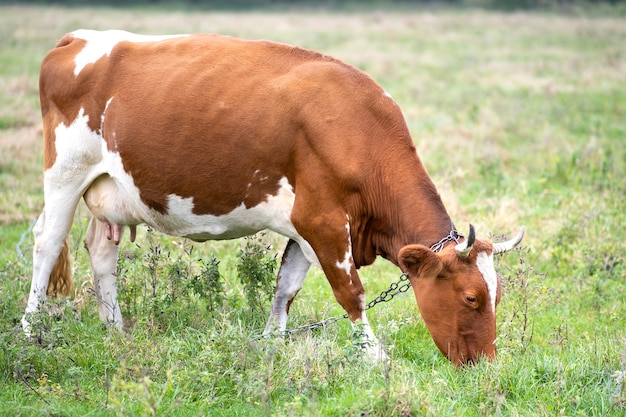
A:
[257,226,463,339]
[429,227,464,254]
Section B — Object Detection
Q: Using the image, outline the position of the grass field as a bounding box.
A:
[1,3,625,416]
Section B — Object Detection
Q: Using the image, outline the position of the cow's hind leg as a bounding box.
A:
[84,217,123,328]
[263,239,311,335]
[22,193,81,336]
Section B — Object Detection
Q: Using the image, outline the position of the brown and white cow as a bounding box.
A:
[23,30,524,365]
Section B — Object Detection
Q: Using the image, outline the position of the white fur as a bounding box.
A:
[335,222,353,277]
[49,108,102,179]
[476,251,498,313]
[71,29,188,77]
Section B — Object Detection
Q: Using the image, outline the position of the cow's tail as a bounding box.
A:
[46,236,74,297]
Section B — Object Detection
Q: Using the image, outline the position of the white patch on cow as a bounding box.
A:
[335,222,353,277]
[101,97,118,149]
[357,292,366,311]
[384,90,393,99]
[48,108,103,184]
[251,169,269,183]
[476,251,498,313]
[71,29,188,77]
[100,97,111,128]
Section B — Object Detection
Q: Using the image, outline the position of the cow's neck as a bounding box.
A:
[350,152,455,268]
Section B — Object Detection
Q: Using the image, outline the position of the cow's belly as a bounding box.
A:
[84,174,299,242]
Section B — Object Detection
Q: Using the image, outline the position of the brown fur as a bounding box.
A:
[46,237,74,297]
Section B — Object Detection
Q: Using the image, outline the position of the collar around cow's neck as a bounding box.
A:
[429,225,464,253]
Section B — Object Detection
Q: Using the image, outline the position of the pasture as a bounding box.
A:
[1,3,625,416]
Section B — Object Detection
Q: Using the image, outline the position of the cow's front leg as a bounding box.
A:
[84,217,123,328]
[264,239,311,335]
[295,217,388,361]
[350,311,389,361]
[326,248,388,361]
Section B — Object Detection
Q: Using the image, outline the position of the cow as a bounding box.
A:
[23,29,524,366]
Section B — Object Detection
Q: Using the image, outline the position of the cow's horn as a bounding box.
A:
[455,224,475,258]
[492,226,525,255]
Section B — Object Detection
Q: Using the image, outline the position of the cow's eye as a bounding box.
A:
[465,295,477,304]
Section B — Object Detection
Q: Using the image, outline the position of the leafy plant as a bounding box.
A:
[116,228,227,331]
[236,233,277,317]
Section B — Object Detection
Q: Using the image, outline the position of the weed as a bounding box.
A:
[189,254,224,314]
[497,249,550,358]
[236,233,277,317]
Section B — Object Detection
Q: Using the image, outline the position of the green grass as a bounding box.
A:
[1,4,625,416]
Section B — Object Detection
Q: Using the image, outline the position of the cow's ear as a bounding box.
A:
[398,245,443,279]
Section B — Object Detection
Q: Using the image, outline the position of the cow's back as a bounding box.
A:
[40,30,409,234]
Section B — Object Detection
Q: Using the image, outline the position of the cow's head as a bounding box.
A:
[399,225,524,366]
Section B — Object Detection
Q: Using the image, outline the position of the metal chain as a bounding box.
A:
[280,312,348,337]
[258,226,464,338]
[275,271,411,338]
[429,227,464,254]
[364,273,411,309]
